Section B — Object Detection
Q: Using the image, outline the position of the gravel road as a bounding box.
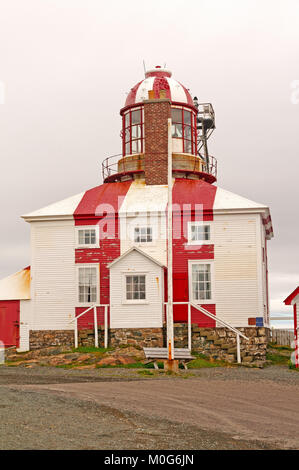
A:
[1,365,299,450]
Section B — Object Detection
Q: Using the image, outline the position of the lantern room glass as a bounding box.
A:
[123,107,144,156]
[171,107,197,155]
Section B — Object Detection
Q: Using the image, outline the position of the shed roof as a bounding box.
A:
[284,287,299,305]
[0,267,31,301]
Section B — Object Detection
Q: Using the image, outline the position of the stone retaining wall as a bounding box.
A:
[109,328,164,348]
[29,330,75,350]
[174,324,270,364]
[78,327,164,348]
[30,325,270,364]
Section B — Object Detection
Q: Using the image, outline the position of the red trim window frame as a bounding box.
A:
[171,106,197,155]
[122,107,144,156]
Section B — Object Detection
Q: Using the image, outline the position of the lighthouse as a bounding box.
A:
[0,65,273,364]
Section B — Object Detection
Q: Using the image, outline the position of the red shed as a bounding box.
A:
[284,287,299,368]
[0,267,30,349]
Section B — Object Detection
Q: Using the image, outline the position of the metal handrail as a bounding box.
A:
[69,304,109,349]
[102,152,217,182]
[189,302,248,340]
[165,301,248,363]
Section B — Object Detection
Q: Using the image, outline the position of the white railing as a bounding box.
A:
[69,304,109,349]
[166,301,248,363]
[69,301,248,362]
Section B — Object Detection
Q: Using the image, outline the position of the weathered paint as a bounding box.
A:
[22,192,84,221]
[17,176,273,334]
[0,267,30,300]
[119,179,168,265]
[124,69,195,109]
[171,178,217,325]
[74,181,132,329]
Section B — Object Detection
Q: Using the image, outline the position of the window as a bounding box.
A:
[134,226,153,243]
[171,107,197,155]
[188,222,211,244]
[126,275,146,300]
[78,266,98,303]
[191,263,212,301]
[76,227,99,248]
[122,107,144,156]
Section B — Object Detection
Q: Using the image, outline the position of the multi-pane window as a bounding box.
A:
[189,224,210,243]
[123,107,144,156]
[126,275,146,300]
[191,264,212,301]
[78,266,98,303]
[78,228,97,246]
[171,107,197,155]
[134,226,153,243]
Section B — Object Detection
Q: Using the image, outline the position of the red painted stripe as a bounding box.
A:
[172,178,217,219]
[179,81,195,107]
[170,178,217,324]
[153,77,171,100]
[74,181,131,223]
[146,71,172,78]
[74,181,131,329]
[125,80,143,107]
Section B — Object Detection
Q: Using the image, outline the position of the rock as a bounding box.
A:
[97,356,121,366]
[252,361,265,368]
[258,327,266,336]
[97,355,136,366]
[49,357,71,366]
[117,356,136,365]
[63,353,80,361]
[243,356,253,363]
[77,354,93,363]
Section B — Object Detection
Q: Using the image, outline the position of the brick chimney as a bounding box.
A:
[143,90,171,185]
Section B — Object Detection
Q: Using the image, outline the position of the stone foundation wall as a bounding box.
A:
[109,328,164,348]
[174,324,270,364]
[30,325,270,364]
[78,328,104,347]
[29,330,75,350]
[78,327,164,348]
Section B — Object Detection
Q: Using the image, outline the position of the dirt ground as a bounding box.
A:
[1,365,299,450]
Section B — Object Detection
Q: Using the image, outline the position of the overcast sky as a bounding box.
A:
[0,0,298,320]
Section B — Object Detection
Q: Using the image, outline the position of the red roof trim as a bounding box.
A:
[284,287,299,305]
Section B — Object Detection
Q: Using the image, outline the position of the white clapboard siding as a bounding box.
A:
[120,213,167,266]
[18,300,32,351]
[30,220,76,330]
[119,180,168,266]
[214,213,264,326]
[109,249,164,328]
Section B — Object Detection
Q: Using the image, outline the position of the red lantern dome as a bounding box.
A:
[124,66,195,109]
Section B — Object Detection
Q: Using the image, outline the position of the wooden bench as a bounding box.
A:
[143,347,195,370]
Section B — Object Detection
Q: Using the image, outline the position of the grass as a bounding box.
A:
[188,353,227,369]
[137,370,155,376]
[268,342,294,352]
[71,346,112,354]
[266,352,290,366]
[266,343,294,366]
